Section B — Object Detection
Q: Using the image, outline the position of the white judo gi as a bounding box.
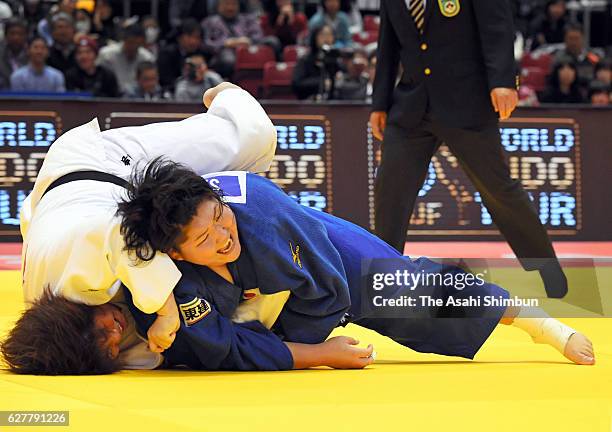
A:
[20,88,277,314]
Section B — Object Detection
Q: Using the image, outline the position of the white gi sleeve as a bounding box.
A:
[106,221,182,314]
[99,89,277,176]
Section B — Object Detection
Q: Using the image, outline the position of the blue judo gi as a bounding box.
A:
[124,172,509,370]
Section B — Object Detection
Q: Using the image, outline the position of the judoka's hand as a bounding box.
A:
[203,82,241,108]
[322,336,375,369]
[147,313,180,353]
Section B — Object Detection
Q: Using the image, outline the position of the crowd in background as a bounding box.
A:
[0,0,610,105]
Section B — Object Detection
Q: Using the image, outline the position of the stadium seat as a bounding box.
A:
[363,15,380,32]
[521,66,548,92]
[296,29,310,45]
[262,61,297,99]
[520,52,553,74]
[283,45,310,63]
[352,31,379,47]
[234,45,276,96]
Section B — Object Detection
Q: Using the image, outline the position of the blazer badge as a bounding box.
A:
[438,0,460,17]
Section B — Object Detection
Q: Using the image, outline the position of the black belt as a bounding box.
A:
[40,170,130,200]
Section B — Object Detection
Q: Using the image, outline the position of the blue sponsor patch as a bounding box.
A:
[203,171,247,204]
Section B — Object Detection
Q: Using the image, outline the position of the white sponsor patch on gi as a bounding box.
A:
[179,297,211,327]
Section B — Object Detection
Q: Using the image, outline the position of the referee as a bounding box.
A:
[369,0,567,297]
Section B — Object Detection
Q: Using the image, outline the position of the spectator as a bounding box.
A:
[340,0,363,35]
[308,0,352,48]
[334,48,368,100]
[158,18,203,91]
[202,0,264,78]
[292,24,337,100]
[245,0,264,15]
[554,23,603,88]
[0,18,28,89]
[0,0,18,12]
[169,0,209,30]
[97,23,154,94]
[10,36,65,92]
[74,8,93,36]
[124,60,168,100]
[56,0,77,15]
[365,50,376,102]
[511,0,541,37]
[260,0,308,50]
[174,53,223,101]
[91,0,117,44]
[540,58,584,104]
[47,12,77,73]
[142,16,160,59]
[529,0,568,49]
[37,0,77,45]
[0,1,12,42]
[21,0,50,38]
[588,80,610,106]
[594,59,611,87]
[65,35,119,97]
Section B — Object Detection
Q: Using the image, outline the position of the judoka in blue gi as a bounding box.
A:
[116,160,595,370]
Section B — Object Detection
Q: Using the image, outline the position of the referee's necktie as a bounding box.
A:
[409,0,425,33]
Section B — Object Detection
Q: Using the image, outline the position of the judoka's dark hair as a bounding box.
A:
[117,157,224,262]
[0,289,122,375]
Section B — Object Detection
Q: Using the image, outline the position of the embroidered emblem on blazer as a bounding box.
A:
[438,0,460,17]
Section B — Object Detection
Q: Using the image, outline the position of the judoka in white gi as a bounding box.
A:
[19,83,277,360]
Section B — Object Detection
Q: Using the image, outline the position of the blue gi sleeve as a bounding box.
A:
[170,293,295,371]
[123,265,294,371]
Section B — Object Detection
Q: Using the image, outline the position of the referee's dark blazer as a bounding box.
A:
[372,0,517,129]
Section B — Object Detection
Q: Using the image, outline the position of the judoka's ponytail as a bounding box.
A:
[117,157,223,262]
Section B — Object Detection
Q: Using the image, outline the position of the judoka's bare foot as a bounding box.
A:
[563,332,595,365]
[203,82,240,108]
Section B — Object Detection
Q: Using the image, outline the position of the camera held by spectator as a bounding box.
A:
[317,44,343,75]
[174,54,223,102]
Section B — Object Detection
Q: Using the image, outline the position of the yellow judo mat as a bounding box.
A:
[1,269,611,432]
